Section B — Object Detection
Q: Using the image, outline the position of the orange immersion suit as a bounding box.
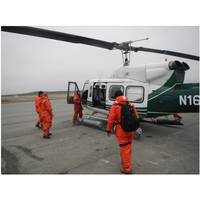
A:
[72,94,83,125]
[35,96,42,125]
[107,96,139,173]
[40,96,53,136]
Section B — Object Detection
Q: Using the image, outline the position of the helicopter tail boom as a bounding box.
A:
[147,83,199,117]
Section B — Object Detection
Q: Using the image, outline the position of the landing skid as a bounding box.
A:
[77,114,107,131]
[141,118,184,126]
[77,114,142,139]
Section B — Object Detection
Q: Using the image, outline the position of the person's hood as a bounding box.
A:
[115,96,128,104]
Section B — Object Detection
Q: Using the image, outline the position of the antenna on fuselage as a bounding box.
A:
[121,37,149,66]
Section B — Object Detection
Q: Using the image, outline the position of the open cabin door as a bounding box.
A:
[67,81,80,104]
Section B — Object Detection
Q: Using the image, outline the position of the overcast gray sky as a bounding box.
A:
[1,26,199,95]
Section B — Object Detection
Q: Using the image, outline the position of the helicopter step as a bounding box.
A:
[77,115,107,131]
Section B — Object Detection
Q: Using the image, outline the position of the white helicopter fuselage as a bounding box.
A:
[68,60,198,118]
[83,78,148,115]
[81,61,175,116]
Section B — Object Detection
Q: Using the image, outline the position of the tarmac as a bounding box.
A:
[1,99,199,174]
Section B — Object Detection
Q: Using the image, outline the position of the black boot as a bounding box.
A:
[43,135,51,139]
[35,123,41,128]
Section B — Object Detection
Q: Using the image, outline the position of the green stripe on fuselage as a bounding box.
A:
[148,71,176,100]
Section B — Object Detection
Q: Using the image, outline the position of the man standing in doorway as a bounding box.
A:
[72,91,83,125]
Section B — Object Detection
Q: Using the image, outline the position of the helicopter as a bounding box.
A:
[2,26,199,131]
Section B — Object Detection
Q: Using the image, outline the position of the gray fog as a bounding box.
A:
[1,26,199,95]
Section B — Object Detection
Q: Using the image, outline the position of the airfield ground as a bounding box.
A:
[1,95,199,174]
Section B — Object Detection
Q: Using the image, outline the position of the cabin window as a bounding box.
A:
[109,85,124,100]
[126,86,144,103]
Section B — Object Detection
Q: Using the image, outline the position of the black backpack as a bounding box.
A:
[120,103,140,132]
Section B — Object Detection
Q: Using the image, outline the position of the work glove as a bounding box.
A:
[135,127,143,135]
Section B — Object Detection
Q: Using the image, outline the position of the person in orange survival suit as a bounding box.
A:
[72,91,83,125]
[40,93,53,139]
[106,90,139,174]
[35,91,44,128]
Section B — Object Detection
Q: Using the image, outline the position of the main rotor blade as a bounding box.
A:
[1,26,117,50]
[131,46,199,61]
[2,26,199,61]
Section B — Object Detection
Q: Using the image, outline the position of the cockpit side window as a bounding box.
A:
[109,85,124,101]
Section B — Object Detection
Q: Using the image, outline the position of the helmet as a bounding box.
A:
[115,96,128,104]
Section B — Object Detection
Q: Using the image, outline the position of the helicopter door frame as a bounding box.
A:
[67,81,80,104]
[81,80,90,105]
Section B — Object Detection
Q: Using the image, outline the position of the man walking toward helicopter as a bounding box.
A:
[106,90,139,174]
